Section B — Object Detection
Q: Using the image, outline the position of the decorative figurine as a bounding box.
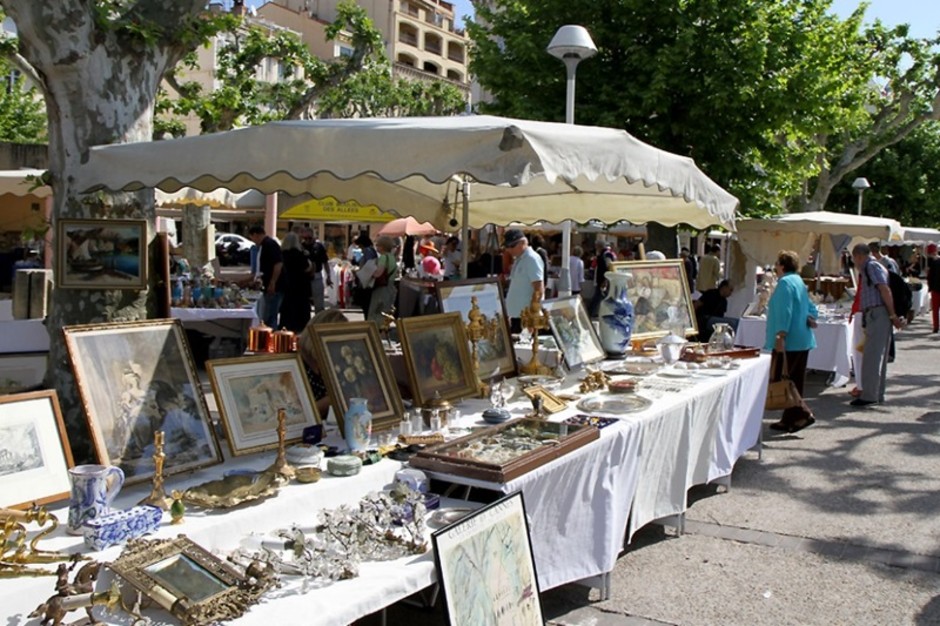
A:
[519,286,553,376]
[170,491,185,525]
[579,369,610,394]
[28,560,119,626]
[140,431,170,511]
[269,408,296,480]
[379,306,396,346]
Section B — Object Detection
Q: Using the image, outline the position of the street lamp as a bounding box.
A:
[548,25,596,297]
[852,177,871,216]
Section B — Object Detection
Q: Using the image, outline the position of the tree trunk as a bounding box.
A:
[2,0,198,461]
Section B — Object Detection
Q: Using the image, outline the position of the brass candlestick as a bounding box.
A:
[465,296,496,398]
[519,286,552,376]
[380,306,397,346]
[269,408,295,480]
[140,430,170,510]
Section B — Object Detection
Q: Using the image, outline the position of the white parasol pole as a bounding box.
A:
[461,178,470,279]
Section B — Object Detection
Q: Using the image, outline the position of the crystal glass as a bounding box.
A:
[489,380,503,408]
[430,412,442,432]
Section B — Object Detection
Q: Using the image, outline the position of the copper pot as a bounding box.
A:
[272,330,297,353]
[248,323,272,352]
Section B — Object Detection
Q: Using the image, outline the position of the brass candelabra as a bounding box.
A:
[519,286,553,376]
[0,506,83,577]
[140,430,170,510]
[465,296,499,398]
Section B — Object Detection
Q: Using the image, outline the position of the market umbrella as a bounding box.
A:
[376,216,438,237]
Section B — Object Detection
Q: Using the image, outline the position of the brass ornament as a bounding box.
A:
[519,285,553,376]
[140,430,171,511]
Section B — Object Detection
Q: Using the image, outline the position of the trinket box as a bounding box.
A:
[327,455,363,477]
[286,443,323,466]
[82,505,163,551]
[394,468,429,493]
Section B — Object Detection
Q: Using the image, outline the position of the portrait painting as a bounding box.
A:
[63,319,221,485]
[398,312,478,407]
[610,260,697,340]
[542,296,605,369]
[310,321,404,436]
[207,354,320,456]
[436,278,516,379]
[433,492,542,626]
[0,390,74,509]
[57,218,147,289]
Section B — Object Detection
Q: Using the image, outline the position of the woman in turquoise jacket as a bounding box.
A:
[765,250,818,433]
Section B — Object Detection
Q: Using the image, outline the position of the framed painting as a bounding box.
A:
[0,352,47,394]
[398,312,478,407]
[57,218,148,289]
[309,321,404,436]
[436,278,516,379]
[542,296,605,369]
[63,319,221,485]
[0,390,74,509]
[207,354,320,456]
[610,260,698,340]
[433,492,542,626]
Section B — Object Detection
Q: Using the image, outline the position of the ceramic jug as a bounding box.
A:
[708,322,736,353]
[67,464,125,535]
[598,271,635,357]
[344,398,373,452]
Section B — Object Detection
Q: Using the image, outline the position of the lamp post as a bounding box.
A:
[852,177,871,216]
[548,25,596,297]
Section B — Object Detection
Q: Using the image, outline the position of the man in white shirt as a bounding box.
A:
[442,236,462,280]
[504,229,544,333]
[569,245,585,295]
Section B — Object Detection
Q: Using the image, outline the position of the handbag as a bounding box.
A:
[765,352,802,411]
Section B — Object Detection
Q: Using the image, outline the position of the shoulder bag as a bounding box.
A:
[765,352,802,411]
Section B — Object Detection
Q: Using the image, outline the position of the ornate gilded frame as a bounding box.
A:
[609,260,698,341]
[398,312,478,407]
[109,535,266,626]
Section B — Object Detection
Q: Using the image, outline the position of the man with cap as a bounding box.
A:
[504,229,544,333]
[851,242,905,407]
[927,242,940,333]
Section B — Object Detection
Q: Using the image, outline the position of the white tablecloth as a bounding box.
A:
[0,318,49,353]
[420,355,770,591]
[736,316,851,386]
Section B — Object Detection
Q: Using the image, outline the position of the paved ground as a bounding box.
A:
[354,316,940,626]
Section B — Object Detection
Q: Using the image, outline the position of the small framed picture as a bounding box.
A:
[0,390,74,509]
[398,312,478,407]
[57,218,148,289]
[521,385,567,414]
[433,492,542,626]
[542,296,605,369]
[207,354,321,456]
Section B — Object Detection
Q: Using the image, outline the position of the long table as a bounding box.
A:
[4,356,768,623]
[736,316,851,386]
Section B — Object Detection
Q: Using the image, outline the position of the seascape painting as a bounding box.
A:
[63,320,221,484]
[57,219,147,289]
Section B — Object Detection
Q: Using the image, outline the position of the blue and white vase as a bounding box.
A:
[344,398,373,452]
[599,271,635,357]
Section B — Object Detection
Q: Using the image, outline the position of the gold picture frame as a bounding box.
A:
[398,312,478,407]
[206,353,320,457]
[610,260,698,341]
[309,321,404,436]
[521,385,567,414]
[109,535,268,626]
[56,218,148,290]
[63,319,222,485]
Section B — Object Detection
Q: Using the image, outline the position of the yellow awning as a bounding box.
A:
[280,197,395,223]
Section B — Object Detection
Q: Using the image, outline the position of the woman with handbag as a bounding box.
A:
[765,250,818,433]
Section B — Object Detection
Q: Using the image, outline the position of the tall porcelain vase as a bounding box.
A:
[344,398,373,452]
[598,271,635,357]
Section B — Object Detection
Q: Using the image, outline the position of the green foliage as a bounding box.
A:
[160,1,465,134]
[468,0,939,215]
[0,57,46,143]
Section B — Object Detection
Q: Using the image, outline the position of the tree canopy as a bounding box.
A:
[468,0,940,219]
[0,57,46,143]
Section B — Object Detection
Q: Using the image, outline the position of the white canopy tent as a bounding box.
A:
[73,115,739,278]
[899,226,940,245]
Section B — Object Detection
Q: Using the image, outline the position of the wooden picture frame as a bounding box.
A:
[109,535,266,625]
[435,278,517,379]
[207,353,320,456]
[542,296,605,369]
[63,319,221,485]
[521,385,567,414]
[310,320,404,436]
[432,491,543,626]
[610,260,698,340]
[0,390,74,509]
[57,218,148,289]
[398,312,478,407]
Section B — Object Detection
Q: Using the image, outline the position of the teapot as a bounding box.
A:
[657,332,687,366]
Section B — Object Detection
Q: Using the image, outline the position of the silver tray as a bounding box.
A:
[576,395,652,415]
[516,375,564,389]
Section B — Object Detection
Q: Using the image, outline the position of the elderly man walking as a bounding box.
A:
[851,243,905,407]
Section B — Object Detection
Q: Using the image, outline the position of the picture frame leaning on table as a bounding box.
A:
[398,312,478,407]
[63,319,222,485]
[541,295,605,369]
[609,260,698,341]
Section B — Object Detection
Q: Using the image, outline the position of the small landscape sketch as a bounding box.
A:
[0,423,43,477]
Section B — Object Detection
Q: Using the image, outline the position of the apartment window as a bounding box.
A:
[446,69,463,82]
[423,61,440,75]
[425,32,442,56]
[447,41,465,64]
[398,22,418,48]
[397,53,417,67]
[338,45,354,58]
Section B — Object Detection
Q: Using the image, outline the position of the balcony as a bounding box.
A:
[447,42,465,64]
[398,23,419,48]
[425,33,443,56]
[400,1,419,17]
[393,61,471,93]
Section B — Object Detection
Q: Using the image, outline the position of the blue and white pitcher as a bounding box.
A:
[598,271,635,357]
[67,464,125,535]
